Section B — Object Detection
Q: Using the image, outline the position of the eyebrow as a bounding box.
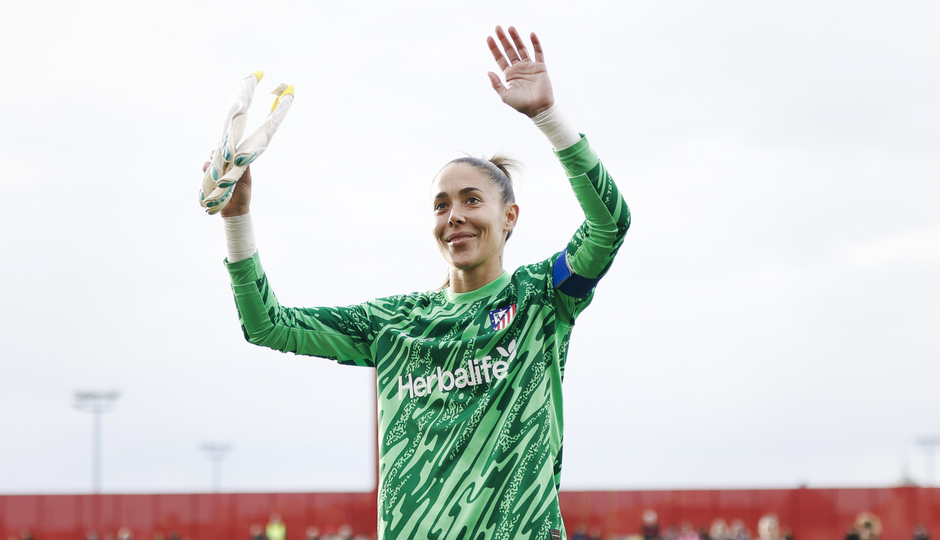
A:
[433,187,484,200]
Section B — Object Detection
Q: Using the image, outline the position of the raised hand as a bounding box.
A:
[203,160,252,217]
[486,25,554,118]
[199,72,292,216]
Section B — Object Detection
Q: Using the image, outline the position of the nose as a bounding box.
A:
[448,206,465,226]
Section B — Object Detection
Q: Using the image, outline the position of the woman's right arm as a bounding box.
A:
[206,163,376,366]
[225,253,376,366]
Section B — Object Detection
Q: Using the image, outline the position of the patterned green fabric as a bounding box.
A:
[226,136,629,540]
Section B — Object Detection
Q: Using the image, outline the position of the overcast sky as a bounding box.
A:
[1,0,938,495]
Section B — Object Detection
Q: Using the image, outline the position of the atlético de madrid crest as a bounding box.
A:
[488,303,516,331]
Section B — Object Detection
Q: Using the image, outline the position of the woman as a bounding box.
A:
[215,26,630,540]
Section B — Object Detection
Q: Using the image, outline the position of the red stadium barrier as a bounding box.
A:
[0,492,376,540]
[557,487,939,540]
[2,487,937,540]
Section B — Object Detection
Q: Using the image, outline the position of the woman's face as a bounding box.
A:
[431,162,518,274]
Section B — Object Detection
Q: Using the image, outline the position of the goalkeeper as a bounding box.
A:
[209,26,631,540]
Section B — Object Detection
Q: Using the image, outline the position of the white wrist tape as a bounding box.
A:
[223,213,257,263]
[531,104,581,151]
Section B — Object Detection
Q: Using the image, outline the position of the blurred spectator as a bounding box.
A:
[589,528,603,540]
[85,531,100,540]
[117,529,134,540]
[699,526,711,540]
[642,510,661,540]
[20,531,34,540]
[844,525,861,540]
[304,527,320,540]
[757,514,781,540]
[573,526,590,540]
[662,525,680,540]
[710,519,729,540]
[914,524,930,540]
[855,513,880,540]
[249,524,266,540]
[267,513,287,540]
[730,520,751,540]
[678,523,700,540]
[335,526,352,540]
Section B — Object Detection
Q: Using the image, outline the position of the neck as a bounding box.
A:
[448,257,504,293]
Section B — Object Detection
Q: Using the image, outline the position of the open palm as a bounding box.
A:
[487,26,554,118]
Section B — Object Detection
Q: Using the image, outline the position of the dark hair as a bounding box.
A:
[447,154,517,207]
[436,154,520,291]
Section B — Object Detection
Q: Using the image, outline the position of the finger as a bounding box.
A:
[495,25,520,64]
[531,32,545,63]
[508,26,529,61]
[487,36,510,72]
[487,71,507,101]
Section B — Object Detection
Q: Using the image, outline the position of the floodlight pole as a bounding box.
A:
[73,391,120,494]
[200,442,233,493]
[917,435,940,487]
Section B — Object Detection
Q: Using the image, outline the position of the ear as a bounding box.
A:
[504,203,520,232]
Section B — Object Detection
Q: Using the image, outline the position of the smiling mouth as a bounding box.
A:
[447,234,476,246]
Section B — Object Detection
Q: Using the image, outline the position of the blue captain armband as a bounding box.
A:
[552,248,600,297]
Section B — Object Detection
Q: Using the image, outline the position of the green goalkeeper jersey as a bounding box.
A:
[226,136,630,540]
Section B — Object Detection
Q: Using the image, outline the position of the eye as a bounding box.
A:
[433,201,448,212]
[466,196,481,204]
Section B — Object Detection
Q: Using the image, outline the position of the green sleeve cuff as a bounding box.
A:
[553,135,600,178]
[225,251,264,285]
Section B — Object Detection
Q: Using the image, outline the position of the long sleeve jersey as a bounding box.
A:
[225,135,630,540]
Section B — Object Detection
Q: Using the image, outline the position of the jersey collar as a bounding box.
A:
[442,271,511,304]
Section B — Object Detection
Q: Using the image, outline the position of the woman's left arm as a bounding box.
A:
[487,26,630,295]
[552,136,630,293]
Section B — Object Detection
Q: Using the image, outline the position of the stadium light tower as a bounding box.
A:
[200,442,233,493]
[73,390,120,494]
[917,435,940,487]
